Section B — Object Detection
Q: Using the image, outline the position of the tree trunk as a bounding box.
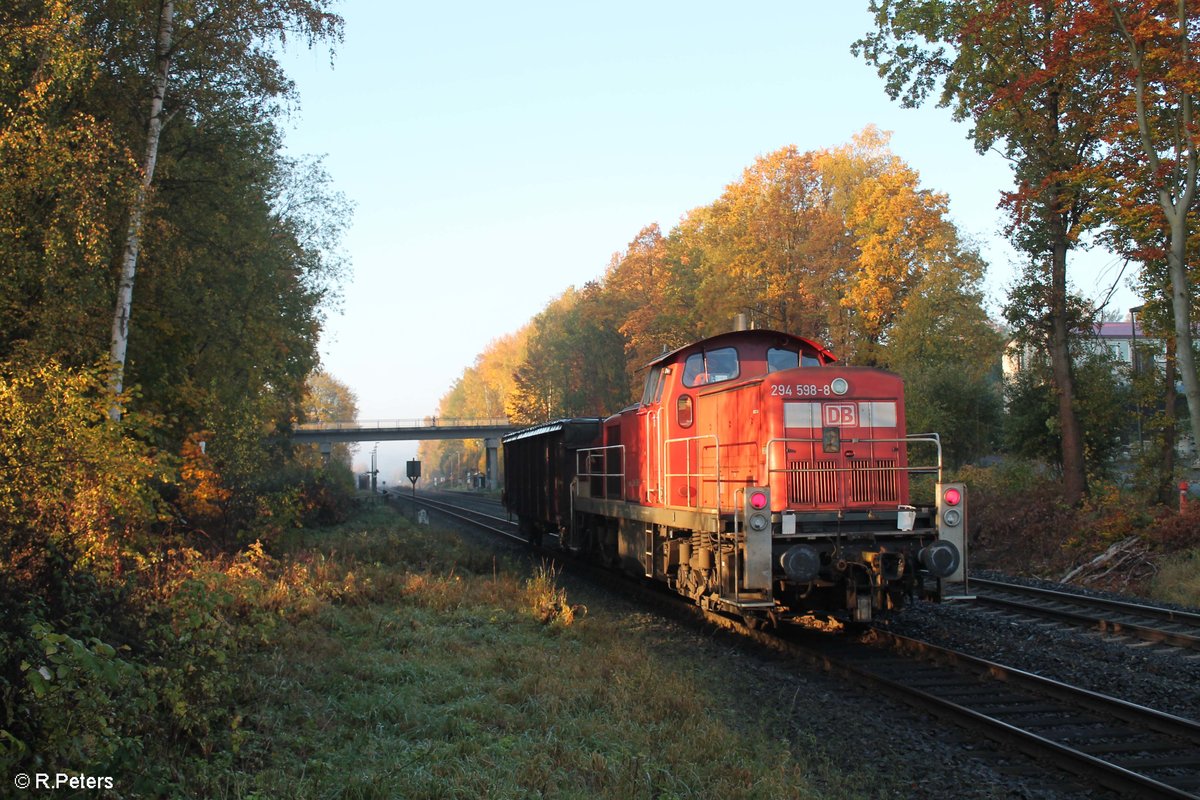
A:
[1166,229,1200,466]
[1049,241,1088,505]
[109,0,174,416]
[1160,335,1178,505]
[1046,191,1088,504]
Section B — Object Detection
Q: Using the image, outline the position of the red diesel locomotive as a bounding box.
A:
[501,327,965,624]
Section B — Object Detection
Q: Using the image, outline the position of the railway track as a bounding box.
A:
[812,630,1200,798]
[394,490,1200,798]
[970,576,1200,652]
[389,489,519,540]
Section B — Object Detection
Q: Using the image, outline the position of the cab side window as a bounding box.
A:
[641,367,663,405]
[683,347,739,387]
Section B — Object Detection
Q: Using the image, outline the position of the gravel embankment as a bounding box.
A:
[880,575,1200,722]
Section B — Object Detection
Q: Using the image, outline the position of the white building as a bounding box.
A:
[1003,315,1164,380]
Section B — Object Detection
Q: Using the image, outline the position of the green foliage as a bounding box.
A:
[128,113,345,448]
[17,623,144,771]
[1002,348,1131,477]
[884,257,1004,465]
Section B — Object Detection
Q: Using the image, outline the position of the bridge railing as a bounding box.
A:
[293,417,514,431]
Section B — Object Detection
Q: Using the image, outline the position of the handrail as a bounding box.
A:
[575,444,626,500]
[662,434,721,512]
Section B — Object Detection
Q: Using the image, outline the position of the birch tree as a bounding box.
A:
[106,0,343,415]
[109,0,173,407]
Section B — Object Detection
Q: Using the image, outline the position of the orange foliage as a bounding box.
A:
[179,431,230,527]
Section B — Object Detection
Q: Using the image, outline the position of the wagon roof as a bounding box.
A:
[500,417,602,445]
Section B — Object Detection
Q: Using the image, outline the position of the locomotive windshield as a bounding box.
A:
[683,347,739,387]
[768,346,822,371]
[767,347,797,371]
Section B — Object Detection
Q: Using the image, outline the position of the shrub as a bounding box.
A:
[525,563,585,626]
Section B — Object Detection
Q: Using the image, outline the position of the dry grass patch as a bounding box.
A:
[1150,548,1200,607]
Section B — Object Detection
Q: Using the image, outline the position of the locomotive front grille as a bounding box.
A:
[849,458,898,503]
[787,459,899,506]
[787,460,839,505]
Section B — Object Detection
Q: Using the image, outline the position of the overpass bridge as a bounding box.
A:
[291,418,522,489]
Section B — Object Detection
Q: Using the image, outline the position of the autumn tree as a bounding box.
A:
[666,132,984,364]
[856,0,1109,504]
[820,127,980,363]
[422,330,527,479]
[299,370,359,467]
[0,2,133,367]
[885,256,1005,466]
[1060,1,1200,466]
[507,286,629,423]
[695,146,845,342]
[602,225,695,394]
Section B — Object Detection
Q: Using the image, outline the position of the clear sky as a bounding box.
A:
[279,1,1141,480]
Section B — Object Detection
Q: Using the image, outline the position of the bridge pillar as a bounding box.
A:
[484,438,500,491]
[319,440,332,465]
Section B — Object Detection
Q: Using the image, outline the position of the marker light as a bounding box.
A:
[943,487,962,506]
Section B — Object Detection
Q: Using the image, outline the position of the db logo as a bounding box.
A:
[823,403,857,426]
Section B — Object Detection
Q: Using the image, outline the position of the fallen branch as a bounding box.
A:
[1060,535,1143,584]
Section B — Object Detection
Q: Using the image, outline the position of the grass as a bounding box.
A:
[1150,548,1200,607]
[200,504,875,799]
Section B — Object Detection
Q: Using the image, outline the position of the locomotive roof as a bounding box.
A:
[647,328,837,368]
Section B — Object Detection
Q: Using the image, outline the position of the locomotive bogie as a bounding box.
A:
[501,328,966,624]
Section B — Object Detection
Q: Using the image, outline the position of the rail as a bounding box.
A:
[970,577,1200,652]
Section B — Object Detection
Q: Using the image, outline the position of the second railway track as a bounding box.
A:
[970,575,1200,652]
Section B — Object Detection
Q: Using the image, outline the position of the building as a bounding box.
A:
[1003,314,1164,380]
